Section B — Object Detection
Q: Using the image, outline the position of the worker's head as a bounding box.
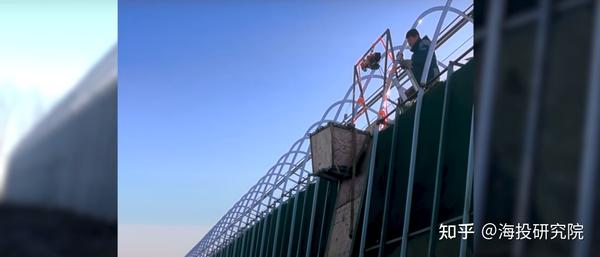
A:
[405,29,420,47]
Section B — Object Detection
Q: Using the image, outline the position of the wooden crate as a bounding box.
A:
[309,122,370,181]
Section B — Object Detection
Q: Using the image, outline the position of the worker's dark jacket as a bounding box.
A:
[410,36,440,84]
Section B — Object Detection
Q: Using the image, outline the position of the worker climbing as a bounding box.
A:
[399,28,440,86]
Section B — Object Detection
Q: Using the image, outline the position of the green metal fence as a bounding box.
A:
[210,60,473,257]
[211,179,338,257]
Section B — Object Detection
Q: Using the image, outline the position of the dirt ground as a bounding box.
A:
[0,204,116,257]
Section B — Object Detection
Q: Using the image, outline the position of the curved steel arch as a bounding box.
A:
[322,99,354,121]
[207,155,313,248]
[392,6,472,52]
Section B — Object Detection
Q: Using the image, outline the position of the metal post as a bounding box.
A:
[232,237,237,257]
[239,232,245,257]
[237,233,243,256]
[271,146,297,257]
[574,1,600,257]
[241,230,249,257]
[258,214,269,257]
[268,208,279,256]
[353,70,357,123]
[224,241,230,257]
[232,234,238,257]
[236,234,241,256]
[513,1,552,257]
[229,237,234,257]
[398,84,424,257]
[459,110,475,257]
[225,235,231,256]
[426,63,454,257]
[230,235,235,256]
[473,0,506,249]
[286,195,300,257]
[316,181,331,257]
[378,106,402,257]
[238,233,244,257]
[401,2,452,257]
[254,221,262,257]
[295,186,311,257]
[248,223,257,257]
[474,0,506,251]
[270,203,284,257]
[280,197,294,256]
[359,128,381,257]
[305,179,321,257]
[226,237,232,257]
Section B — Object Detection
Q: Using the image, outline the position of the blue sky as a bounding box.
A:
[118,1,471,255]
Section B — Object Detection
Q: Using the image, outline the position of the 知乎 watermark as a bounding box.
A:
[438,223,584,240]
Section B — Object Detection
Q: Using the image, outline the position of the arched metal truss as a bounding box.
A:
[186,3,473,257]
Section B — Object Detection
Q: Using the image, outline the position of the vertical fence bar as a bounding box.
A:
[239,232,245,257]
[245,229,251,257]
[238,231,246,256]
[226,236,232,257]
[359,128,380,257]
[270,203,283,257]
[271,163,293,256]
[237,233,243,257]
[286,194,300,257]
[400,2,452,257]
[225,241,230,257]
[574,1,600,257]
[280,202,291,256]
[459,109,475,257]
[241,230,248,257]
[512,1,552,257]
[280,196,294,256]
[268,208,279,257]
[426,63,455,257]
[247,226,254,256]
[230,235,236,256]
[254,220,263,257]
[316,182,330,256]
[258,214,270,257]
[378,105,402,257]
[474,0,506,250]
[236,233,242,257]
[305,179,321,257]
[295,186,312,257]
[231,235,237,257]
[316,181,331,257]
[248,223,256,257]
[231,235,238,257]
[399,86,423,257]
